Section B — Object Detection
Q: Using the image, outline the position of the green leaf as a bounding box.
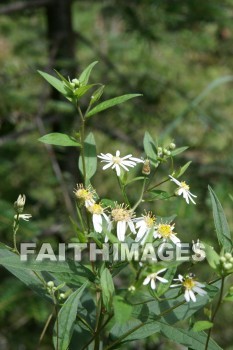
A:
[156,267,177,297]
[38,70,67,95]
[146,190,171,201]
[143,131,157,166]
[79,61,98,85]
[74,84,96,98]
[204,243,220,270]
[100,268,115,311]
[171,146,189,156]
[39,133,81,147]
[90,85,105,105]
[159,321,222,350]
[176,161,192,178]
[208,186,232,252]
[53,282,88,350]
[113,296,133,324]
[192,320,213,332]
[86,94,142,118]
[78,132,97,181]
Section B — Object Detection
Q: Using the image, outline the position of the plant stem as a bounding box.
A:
[77,105,87,185]
[132,177,147,211]
[147,177,169,192]
[117,176,130,206]
[204,276,225,350]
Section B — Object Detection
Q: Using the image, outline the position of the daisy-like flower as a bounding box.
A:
[14,214,32,221]
[74,184,95,207]
[169,175,197,204]
[134,211,156,244]
[155,223,180,245]
[111,204,136,241]
[87,203,110,233]
[143,268,168,290]
[171,273,207,302]
[98,150,144,177]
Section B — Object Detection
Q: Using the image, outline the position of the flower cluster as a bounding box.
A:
[171,273,207,302]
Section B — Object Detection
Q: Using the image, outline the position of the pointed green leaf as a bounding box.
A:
[53,282,88,350]
[143,131,157,166]
[176,161,192,178]
[79,61,98,85]
[204,243,220,270]
[74,84,96,98]
[86,94,142,118]
[100,268,115,311]
[159,321,222,350]
[113,296,132,324]
[192,320,213,332]
[90,85,105,105]
[157,267,177,297]
[39,133,81,147]
[171,146,189,156]
[38,70,67,95]
[78,132,97,181]
[208,186,232,252]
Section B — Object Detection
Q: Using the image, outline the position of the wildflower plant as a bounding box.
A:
[0,62,232,350]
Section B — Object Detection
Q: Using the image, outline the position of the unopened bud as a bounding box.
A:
[220,256,226,263]
[128,285,136,292]
[47,281,54,288]
[224,262,232,270]
[169,142,176,150]
[72,78,80,87]
[59,293,66,300]
[225,253,232,260]
[142,160,151,175]
[14,194,26,214]
[163,149,171,156]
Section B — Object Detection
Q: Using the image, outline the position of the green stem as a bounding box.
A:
[94,291,103,350]
[76,203,86,233]
[13,214,20,254]
[117,176,130,206]
[204,276,225,350]
[78,105,87,185]
[132,177,147,211]
[103,300,185,350]
[147,177,169,192]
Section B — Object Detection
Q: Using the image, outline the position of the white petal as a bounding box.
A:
[156,276,168,283]
[128,220,136,234]
[189,290,196,302]
[120,163,130,171]
[184,289,190,302]
[115,164,121,176]
[151,279,156,290]
[102,162,114,170]
[129,157,144,163]
[169,175,181,186]
[157,268,167,275]
[195,282,205,288]
[121,154,133,160]
[143,276,151,285]
[116,150,120,157]
[93,214,102,233]
[192,286,206,295]
[117,221,126,241]
[170,234,180,244]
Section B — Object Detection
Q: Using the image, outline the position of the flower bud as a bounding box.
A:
[59,293,66,300]
[128,285,136,292]
[142,160,151,175]
[224,253,232,260]
[220,256,226,263]
[229,286,233,294]
[47,281,54,288]
[157,147,163,157]
[223,262,232,270]
[163,149,171,156]
[14,194,26,214]
[169,142,176,150]
[72,78,80,87]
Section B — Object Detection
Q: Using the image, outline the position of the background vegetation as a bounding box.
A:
[0,0,233,349]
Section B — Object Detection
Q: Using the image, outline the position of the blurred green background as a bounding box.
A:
[0,0,233,349]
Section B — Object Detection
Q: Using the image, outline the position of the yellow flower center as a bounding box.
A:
[112,156,121,164]
[157,224,173,238]
[144,214,156,228]
[111,205,133,222]
[87,204,103,215]
[182,278,195,290]
[180,181,189,191]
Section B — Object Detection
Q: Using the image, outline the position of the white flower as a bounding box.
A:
[87,203,110,233]
[143,268,168,290]
[111,204,136,241]
[134,212,156,244]
[169,175,197,204]
[154,223,180,245]
[98,150,143,177]
[171,273,207,302]
[74,184,95,207]
[14,214,32,221]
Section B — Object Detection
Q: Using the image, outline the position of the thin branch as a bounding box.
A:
[0,0,54,15]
